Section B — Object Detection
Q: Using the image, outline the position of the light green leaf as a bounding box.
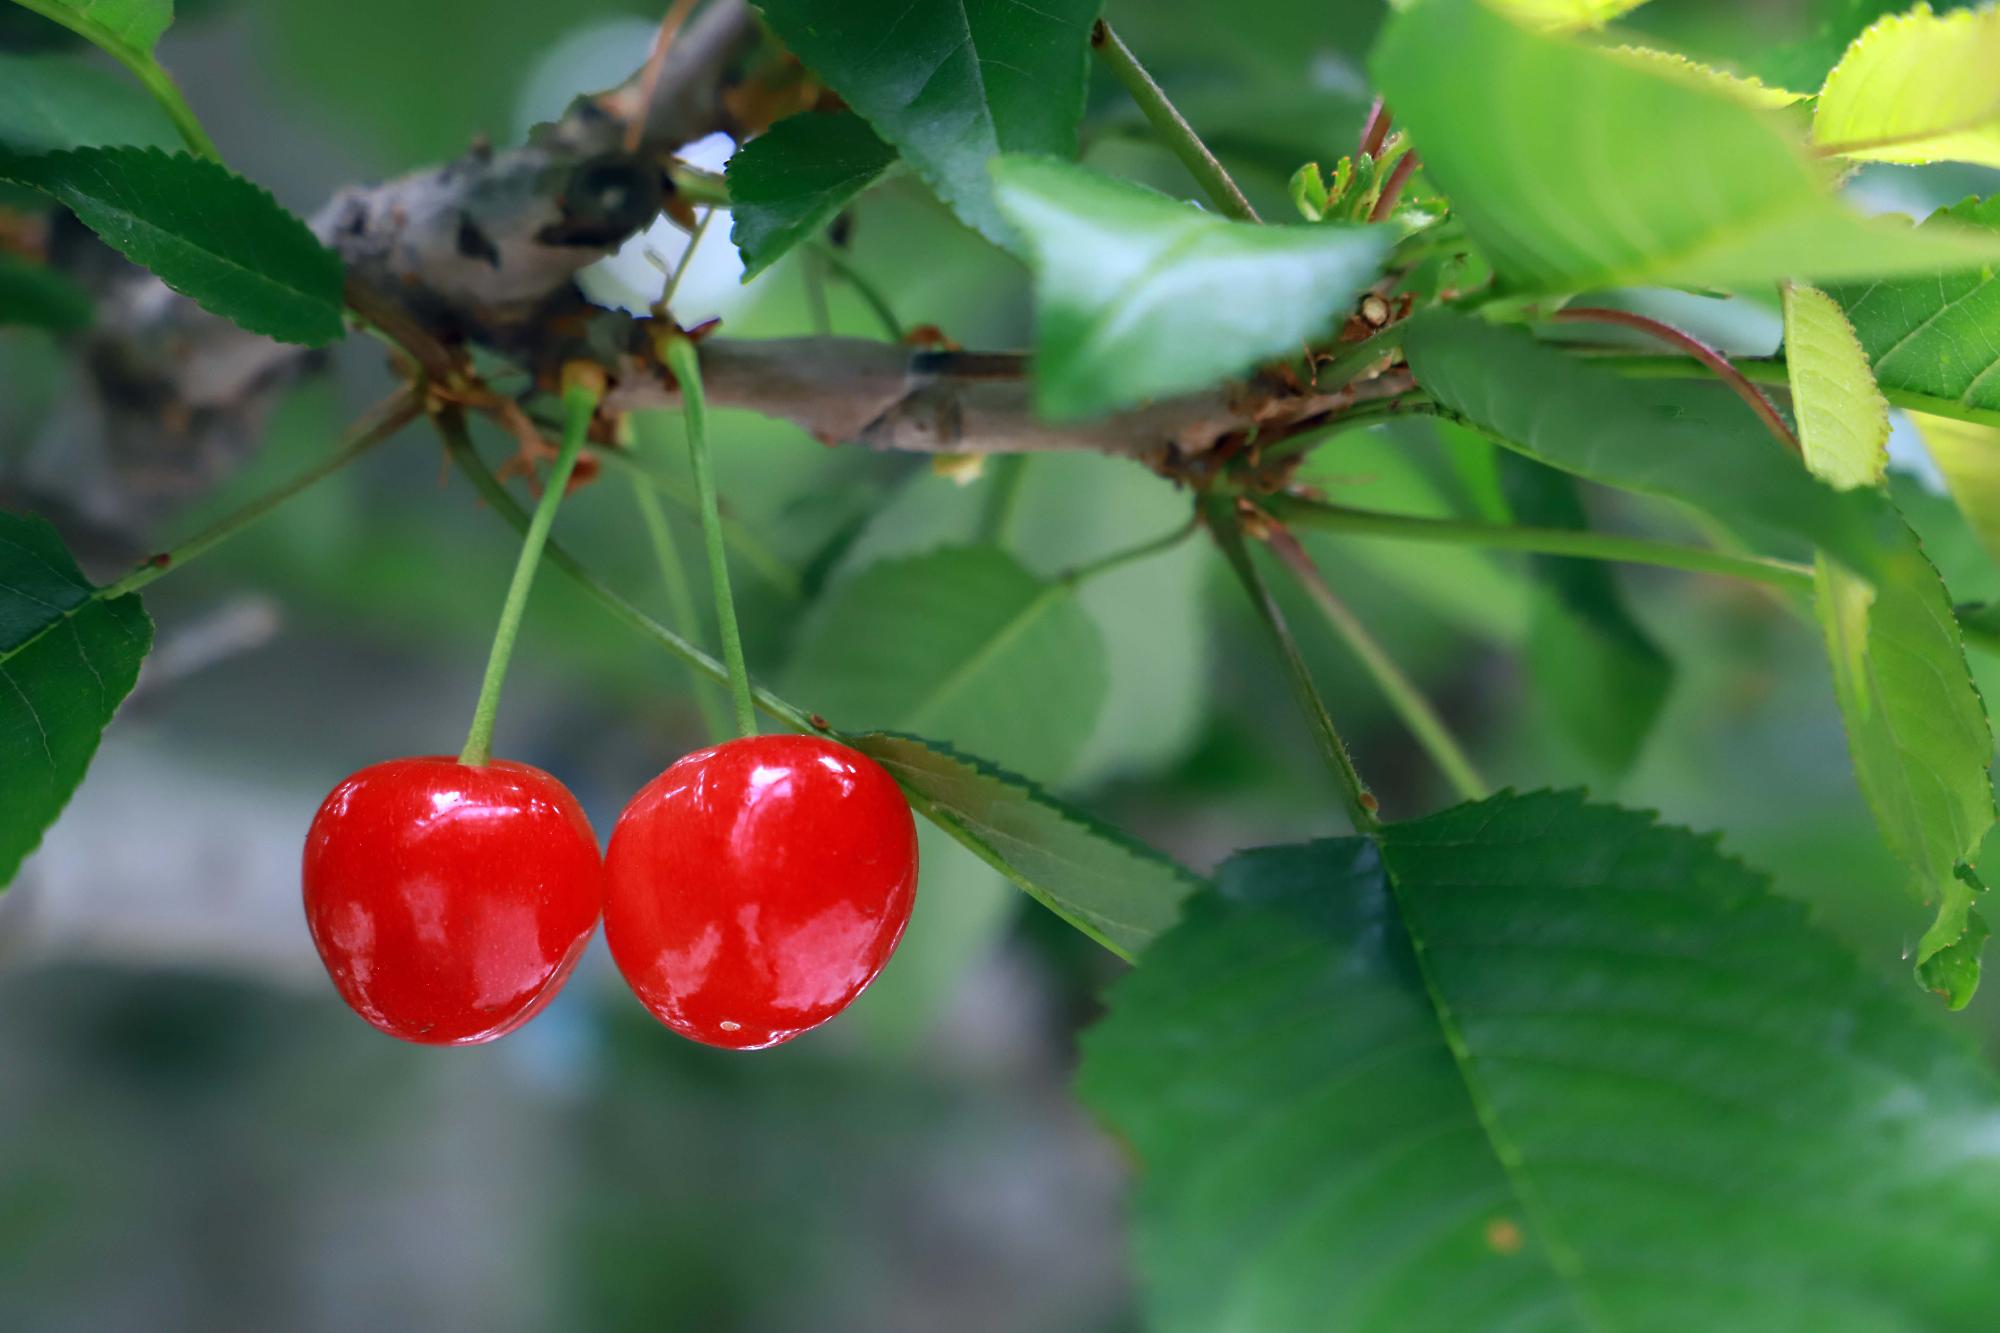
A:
[11,0,172,59]
[1490,0,1650,29]
[1785,283,1891,488]
[1787,282,1997,1006]
[852,731,1201,957]
[726,110,896,282]
[1080,791,2000,1331]
[1371,0,2000,294]
[0,52,178,152]
[1606,45,1808,107]
[1500,456,1671,773]
[1402,312,1886,572]
[1916,414,2000,566]
[0,145,345,346]
[1826,195,2000,414]
[784,545,1107,782]
[991,157,1392,420]
[0,252,92,331]
[753,0,1100,247]
[1,510,152,887]
[1814,3,2000,167]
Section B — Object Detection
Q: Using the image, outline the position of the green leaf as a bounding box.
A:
[1402,312,1886,572]
[0,145,345,346]
[851,731,1201,957]
[1916,415,2000,567]
[13,0,172,60]
[784,545,1107,782]
[726,110,896,282]
[991,158,1392,420]
[1370,0,2000,294]
[0,51,178,152]
[1080,791,2000,1331]
[1499,456,1671,773]
[753,0,1100,247]
[1786,283,1998,1006]
[1,511,152,888]
[1814,3,2000,166]
[1489,0,1650,30]
[1605,45,1807,108]
[0,252,91,331]
[1826,196,2000,414]
[1785,283,1891,489]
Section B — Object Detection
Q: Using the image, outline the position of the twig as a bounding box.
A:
[625,0,705,153]
[1368,151,1420,222]
[1263,494,1815,593]
[1553,308,1800,455]
[1358,97,1392,158]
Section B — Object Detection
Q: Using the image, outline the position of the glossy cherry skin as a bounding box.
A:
[604,734,918,1050]
[302,756,604,1046]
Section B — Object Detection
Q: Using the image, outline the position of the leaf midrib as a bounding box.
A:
[1377,847,1615,1332]
[902,581,1063,733]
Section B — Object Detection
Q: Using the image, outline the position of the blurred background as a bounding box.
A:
[3,0,1999,1328]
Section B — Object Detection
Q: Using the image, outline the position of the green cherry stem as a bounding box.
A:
[458,372,600,767]
[439,415,821,735]
[629,472,735,742]
[661,332,757,738]
[1206,495,1381,831]
[1091,19,1260,223]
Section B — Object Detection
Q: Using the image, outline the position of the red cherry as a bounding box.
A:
[302,756,604,1046]
[604,734,918,1050]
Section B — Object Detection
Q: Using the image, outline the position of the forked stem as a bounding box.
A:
[458,373,600,766]
[1262,520,1488,802]
[1206,496,1381,831]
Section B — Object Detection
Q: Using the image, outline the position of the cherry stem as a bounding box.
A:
[100,388,419,601]
[663,332,757,739]
[1092,19,1260,223]
[440,415,821,734]
[628,472,734,742]
[1262,519,1488,803]
[1205,495,1381,832]
[458,375,599,767]
[1552,307,1801,456]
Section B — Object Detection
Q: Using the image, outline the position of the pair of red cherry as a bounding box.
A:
[300,733,919,1050]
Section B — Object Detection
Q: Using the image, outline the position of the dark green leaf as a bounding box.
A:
[727,110,896,282]
[1371,0,2000,294]
[1,511,152,887]
[0,145,345,346]
[784,545,1107,782]
[1403,312,1885,573]
[852,731,1201,957]
[0,51,178,152]
[1826,196,2000,415]
[0,252,92,331]
[991,157,1391,419]
[1080,791,2000,1331]
[1499,457,1670,772]
[754,0,1100,246]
